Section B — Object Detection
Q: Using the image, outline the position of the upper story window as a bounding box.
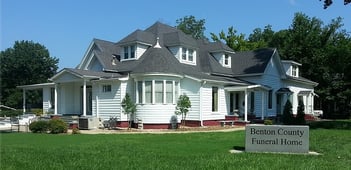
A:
[224,54,231,67]
[181,47,196,64]
[292,65,298,77]
[123,45,136,60]
[212,52,231,68]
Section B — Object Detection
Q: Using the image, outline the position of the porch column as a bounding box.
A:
[22,89,26,113]
[244,89,248,121]
[261,91,265,120]
[83,79,87,116]
[54,84,58,115]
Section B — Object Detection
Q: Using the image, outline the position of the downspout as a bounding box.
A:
[199,80,207,127]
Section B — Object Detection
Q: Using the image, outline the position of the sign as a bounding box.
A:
[245,124,309,153]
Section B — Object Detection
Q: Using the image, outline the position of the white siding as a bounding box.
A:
[136,44,149,59]
[241,57,283,117]
[92,81,121,121]
[201,83,226,120]
[87,57,103,71]
[180,78,201,120]
[169,46,181,60]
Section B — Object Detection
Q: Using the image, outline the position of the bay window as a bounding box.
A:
[136,80,179,104]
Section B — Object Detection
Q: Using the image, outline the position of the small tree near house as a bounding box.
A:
[295,100,306,125]
[282,100,294,125]
[175,94,191,127]
[122,93,137,129]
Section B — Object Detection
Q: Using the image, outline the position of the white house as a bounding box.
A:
[18,22,318,128]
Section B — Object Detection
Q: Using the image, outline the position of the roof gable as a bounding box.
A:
[77,39,119,71]
[231,48,275,75]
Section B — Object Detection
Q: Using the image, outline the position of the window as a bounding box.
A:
[188,49,194,61]
[145,81,152,103]
[155,81,163,103]
[130,45,135,58]
[102,85,111,93]
[123,45,136,60]
[166,81,173,104]
[181,47,195,63]
[268,90,273,109]
[137,81,143,103]
[224,54,229,65]
[124,46,129,59]
[212,87,218,112]
[175,81,179,102]
[250,92,255,111]
[182,47,187,60]
[292,65,298,77]
[136,80,179,104]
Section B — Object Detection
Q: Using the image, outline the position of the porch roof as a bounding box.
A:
[276,87,293,94]
[50,68,126,81]
[224,84,270,91]
[17,82,55,90]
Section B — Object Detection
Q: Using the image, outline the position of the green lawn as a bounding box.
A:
[1,129,350,170]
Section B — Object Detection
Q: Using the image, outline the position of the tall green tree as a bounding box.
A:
[210,26,265,51]
[0,40,59,108]
[176,15,207,40]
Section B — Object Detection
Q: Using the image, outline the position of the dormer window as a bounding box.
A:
[181,47,196,64]
[224,54,230,67]
[213,52,231,68]
[292,65,298,77]
[123,45,136,60]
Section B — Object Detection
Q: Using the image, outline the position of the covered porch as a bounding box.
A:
[225,85,270,122]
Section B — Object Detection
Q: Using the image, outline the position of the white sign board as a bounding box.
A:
[245,124,309,153]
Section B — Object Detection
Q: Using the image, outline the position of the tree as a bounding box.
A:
[175,94,191,127]
[176,15,207,40]
[210,26,265,51]
[282,100,294,125]
[296,100,306,125]
[0,40,59,108]
[321,0,350,9]
[121,93,137,129]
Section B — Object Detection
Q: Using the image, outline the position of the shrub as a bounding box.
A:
[48,119,68,134]
[264,119,273,125]
[30,108,43,116]
[0,110,22,117]
[282,100,294,125]
[72,127,80,134]
[29,121,49,133]
[295,100,306,125]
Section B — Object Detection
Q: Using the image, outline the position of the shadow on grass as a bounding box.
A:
[232,146,245,151]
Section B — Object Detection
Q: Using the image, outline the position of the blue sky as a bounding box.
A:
[1,0,350,70]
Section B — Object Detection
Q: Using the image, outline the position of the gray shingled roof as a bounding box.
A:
[65,68,124,79]
[231,48,275,75]
[74,22,288,85]
[91,39,120,71]
[117,29,155,46]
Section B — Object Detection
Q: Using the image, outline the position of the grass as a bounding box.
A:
[1,129,350,170]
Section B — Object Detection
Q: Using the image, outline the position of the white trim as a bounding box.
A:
[17,82,55,90]
[77,40,95,69]
[54,84,58,115]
